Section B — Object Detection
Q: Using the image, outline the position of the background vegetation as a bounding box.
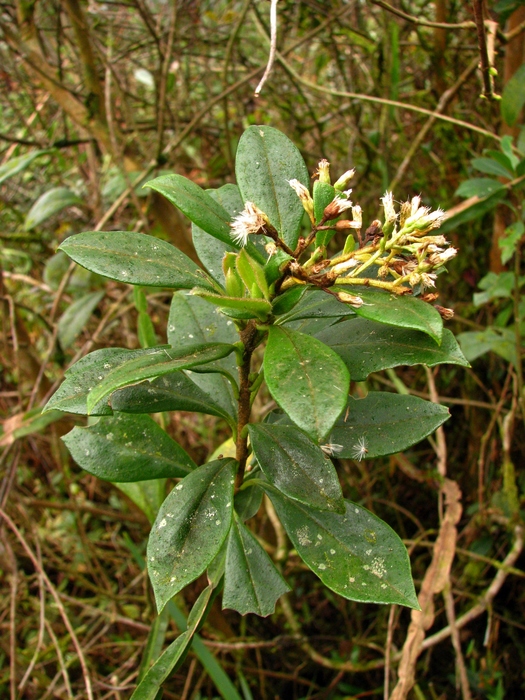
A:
[1,0,524,698]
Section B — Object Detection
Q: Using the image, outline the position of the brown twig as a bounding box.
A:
[0,508,94,700]
[471,0,496,99]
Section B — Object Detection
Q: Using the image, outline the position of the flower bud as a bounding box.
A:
[316,159,331,184]
[334,168,355,191]
[288,179,315,223]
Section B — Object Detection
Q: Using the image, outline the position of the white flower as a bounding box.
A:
[334,168,355,190]
[288,179,314,222]
[381,191,397,226]
[429,247,458,266]
[230,201,267,246]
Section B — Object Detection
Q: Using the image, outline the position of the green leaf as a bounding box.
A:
[501,63,525,126]
[499,221,525,264]
[147,459,236,612]
[278,288,355,323]
[440,190,506,234]
[454,178,506,199]
[264,326,350,442]
[167,292,238,419]
[63,413,196,482]
[473,271,516,306]
[0,149,52,185]
[44,347,159,416]
[86,343,235,414]
[116,480,166,524]
[263,486,419,608]
[471,157,514,180]
[347,289,443,344]
[264,248,293,285]
[131,584,214,700]
[236,249,270,299]
[191,288,272,321]
[60,231,212,290]
[24,187,82,230]
[313,180,336,224]
[192,184,266,285]
[330,392,449,458]
[235,125,309,249]
[234,472,263,521]
[316,318,469,381]
[458,327,518,365]
[57,291,104,349]
[111,372,233,421]
[145,174,235,246]
[272,285,308,316]
[248,424,344,513]
[223,513,290,616]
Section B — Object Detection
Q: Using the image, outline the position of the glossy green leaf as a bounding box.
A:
[263,485,419,608]
[501,63,525,126]
[285,316,338,337]
[223,513,290,616]
[234,472,263,521]
[145,173,235,246]
[330,392,450,459]
[279,288,355,323]
[63,413,196,482]
[24,187,82,231]
[192,184,266,285]
[57,291,104,349]
[0,149,52,185]
[264,326,350,441]
[235,125,309,249]
[116,480,166,524]
[316,318,469,381]
[44,347,160,416]
[86,343,235,414]
[454,178,505,199]
[111,372,233,422]
[248,424,344,513]
[314,180,337,246]
[347,289,443,344]
[272,285,307,316]
[471,157,514,180]
[168,292,237,419]
[131,584,214,700]
[147,459,236,611]
[60,231,212,290]
[191,288,272,320]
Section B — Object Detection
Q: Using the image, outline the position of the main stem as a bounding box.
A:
[234,321,259,490]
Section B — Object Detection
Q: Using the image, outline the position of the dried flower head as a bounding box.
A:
[230,202,267,246]
[351,437,368,461]
[335,291,363,307]
[324,191,353,220]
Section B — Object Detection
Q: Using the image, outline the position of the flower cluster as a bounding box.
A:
[228,159,456,316]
